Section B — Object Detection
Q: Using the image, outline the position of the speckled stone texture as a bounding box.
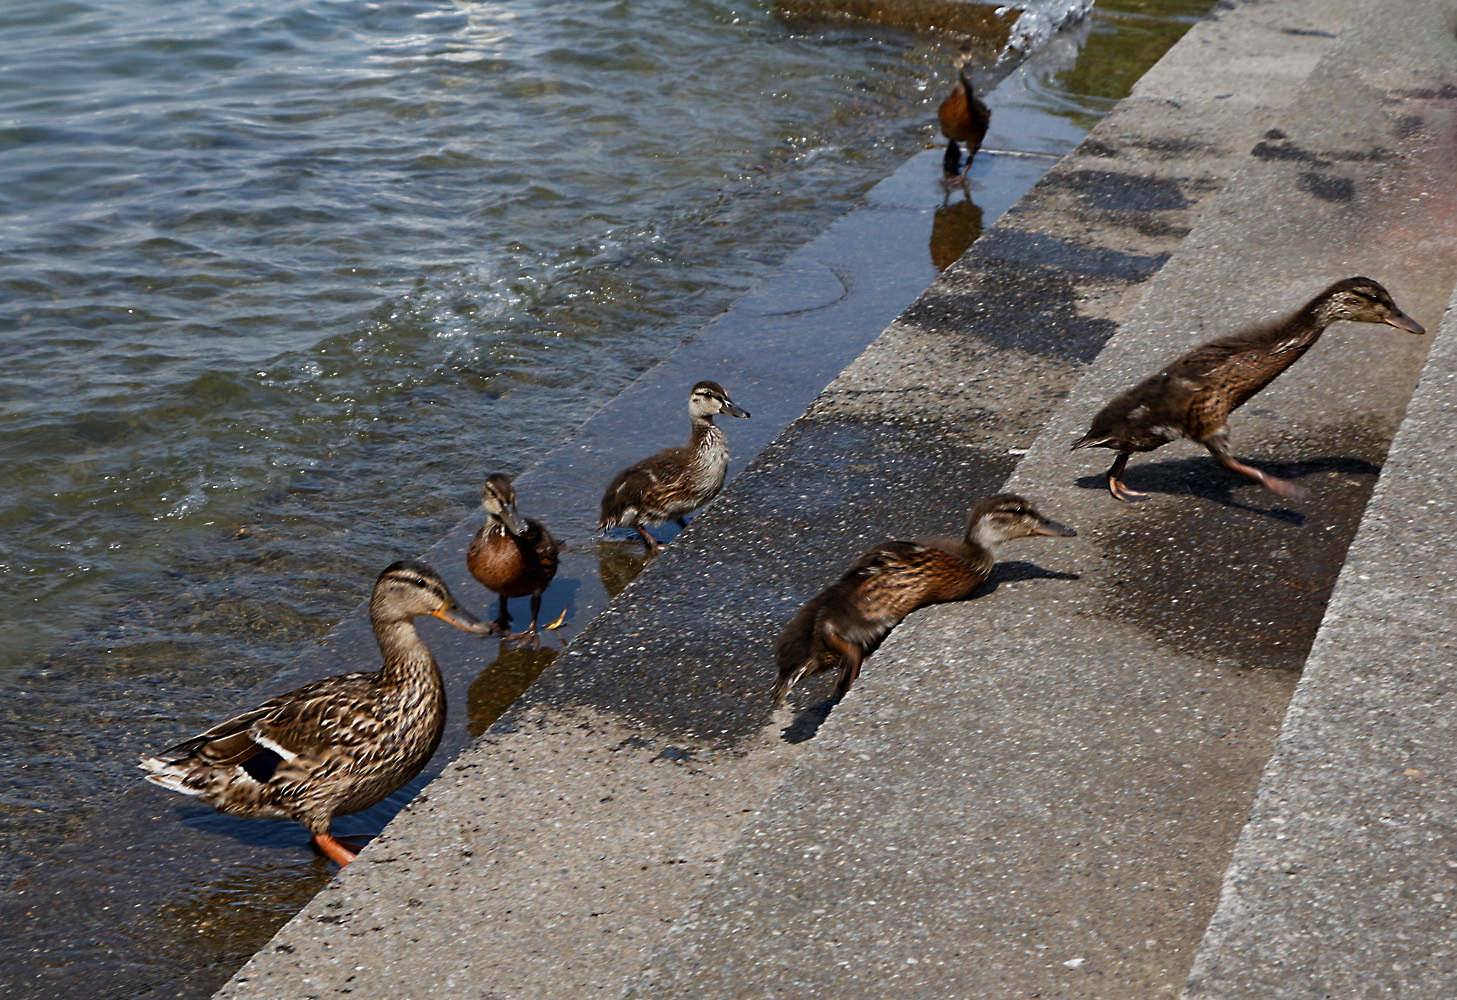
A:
[214,0,1457,998]
[1179,155,1457,1000]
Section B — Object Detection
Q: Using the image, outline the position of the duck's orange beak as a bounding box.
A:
[432,602,495,635]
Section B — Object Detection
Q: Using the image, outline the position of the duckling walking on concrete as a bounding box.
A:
[599,380,749,552]
[467,473,564,649]
[1073,276,1424,502]
[773,494,1075,705]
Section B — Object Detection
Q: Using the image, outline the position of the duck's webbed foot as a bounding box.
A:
[634,524,666,553]
[1206,440,1307,502]
[1106,453,1149,502]
[506,628,542,650]
[312,832,358,867]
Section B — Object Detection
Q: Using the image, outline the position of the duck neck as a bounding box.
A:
[1266,296,1339,356]
[372,617,439,682]
[960,522,1001,574]
[689,413,723,453]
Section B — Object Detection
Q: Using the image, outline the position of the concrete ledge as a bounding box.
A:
[1182,282,1457,1000]
[214,1,1370,998]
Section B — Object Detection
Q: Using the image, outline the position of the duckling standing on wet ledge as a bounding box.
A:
[938,44,991,191]
[467,472,563,649]
[599,380,749,552]
[772,494,1075,705]
[139,561,490,866]
[1073,276,1424,502]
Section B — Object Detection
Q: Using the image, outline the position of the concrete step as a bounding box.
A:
[212,1,1379,998]
[1174,3,1457,993]
[1182,282,1457,1000]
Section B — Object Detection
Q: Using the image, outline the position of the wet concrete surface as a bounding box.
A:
[1182,285,1457,1000]
[207,1,1386,997]
[619,1,1457,996]
[0,21,1089,1000]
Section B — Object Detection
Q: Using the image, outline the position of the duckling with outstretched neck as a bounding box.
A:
[772,494,1075,705]
[599,380,750,552]
[467,473,563,649]
[139,561,490,866]
[938,44,991,191]
[1073,276,1424,502]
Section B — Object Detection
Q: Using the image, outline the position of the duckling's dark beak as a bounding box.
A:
[1383,310,1425,335]
[721,401,750,419]
[1031,517,1077,538]
[432,601,495,635]
[495,503,529,535]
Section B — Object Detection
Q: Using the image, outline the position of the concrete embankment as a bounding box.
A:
[217,0,1457,997]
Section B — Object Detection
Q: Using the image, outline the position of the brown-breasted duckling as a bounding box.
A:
[938,44,991,191]
[1073,276,1424,502]
[466,473,564,649]
[599,380,749,552]
[772,494,1075,705]
[139,561,489,866]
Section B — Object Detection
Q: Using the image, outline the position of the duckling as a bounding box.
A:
[466,473,563,649]
[599,380,750,552]
[938,44,991,190]
[1073,277,1424,502]
[772,494,1075,705]
[139,560,488,866]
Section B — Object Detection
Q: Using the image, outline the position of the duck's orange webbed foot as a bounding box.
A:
[312,832,358,867]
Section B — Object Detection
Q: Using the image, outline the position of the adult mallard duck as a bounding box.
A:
[772,494,1075,705]
[1073,276,1425,502]
[599,380,749,552]
[139,560,488,866]
[938,44,991,191]
[466,472,563,649]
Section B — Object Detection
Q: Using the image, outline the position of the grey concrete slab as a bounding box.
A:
[1178,114,1457,1000]
[212,2,1356,999]
[620,1,1457,999]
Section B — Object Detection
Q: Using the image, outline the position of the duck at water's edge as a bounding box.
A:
[773,495,1075,705]
[939,44,991,192]
[467,473,564,649]
[139,561,489,866]
[599,380,750,553]
[1073,276,1424,502]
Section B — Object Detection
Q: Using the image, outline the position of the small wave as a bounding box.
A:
[999,0,1097,62]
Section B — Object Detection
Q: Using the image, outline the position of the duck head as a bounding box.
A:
[481,473,529,536]
[1317,277,1425,334]
[966,494,1077,552]
[690,380,750,420]
[372,560,491,633]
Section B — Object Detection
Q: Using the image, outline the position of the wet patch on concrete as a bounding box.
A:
[1095,423,1389,671]
[1046,168,1194,211]
[1251,137,1396,166]
[1299,171,1356,202]
[897,227,1164,364]
[510,415,1019,746]
[1126,134,1222,156]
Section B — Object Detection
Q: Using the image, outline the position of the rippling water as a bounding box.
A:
[0,0,959,679]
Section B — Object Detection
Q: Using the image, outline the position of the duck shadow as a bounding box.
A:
[778,560,1080,744]
[1073,454,1380,523]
